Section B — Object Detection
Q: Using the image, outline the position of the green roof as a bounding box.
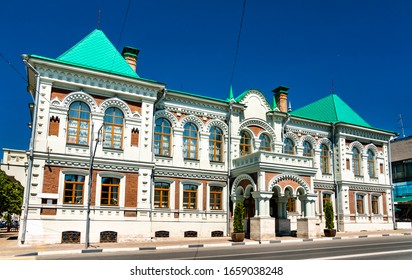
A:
[290,93,371,128]
[56,29,139,78]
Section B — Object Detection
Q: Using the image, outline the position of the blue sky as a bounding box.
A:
[1,0,411,159]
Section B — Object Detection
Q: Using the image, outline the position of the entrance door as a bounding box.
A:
[244,196,255,239]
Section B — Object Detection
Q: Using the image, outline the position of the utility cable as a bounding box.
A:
[230,0,247,86]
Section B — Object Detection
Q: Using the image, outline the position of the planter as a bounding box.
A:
[324,229,336,237]
[231,232,245,242]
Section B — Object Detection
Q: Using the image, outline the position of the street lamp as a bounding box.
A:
[85,123,103,249]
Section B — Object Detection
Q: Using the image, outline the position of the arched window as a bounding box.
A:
[183,122,198,159]
[67,101,90,145]
[209,126,223,161]
[367,150,375,177]
[240,131,252,156]
[302,141,313,157]
[352,147,361,176]
[103,107,124,149]
[320,144,330,174]
[259,133,271,151]
[154,118,172,156]
[283,138,294,155]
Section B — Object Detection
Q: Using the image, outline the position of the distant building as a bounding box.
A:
[391,136,412,228]
[16,29,396,245]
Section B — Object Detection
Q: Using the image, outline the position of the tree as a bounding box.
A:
[0,170,24,221]
[324,201,335,230]
[233,200,245,233]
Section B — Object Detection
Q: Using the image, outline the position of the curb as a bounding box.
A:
[13,232,412,258]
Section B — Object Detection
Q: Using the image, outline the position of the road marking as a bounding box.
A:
[306,249,412,260]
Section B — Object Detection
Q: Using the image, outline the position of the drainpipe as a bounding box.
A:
[226,101,233,236]
[21,54,40,244]
[331,123,340,232]
[150,88,167,227]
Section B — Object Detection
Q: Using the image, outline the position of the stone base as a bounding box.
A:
[275,218,291,236]
[250,217,276,241]
[297,218,320,238]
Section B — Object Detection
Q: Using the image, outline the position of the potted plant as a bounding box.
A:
[324,201,336,237]
[231,200,245,242]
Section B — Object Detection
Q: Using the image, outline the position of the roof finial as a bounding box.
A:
[97,8,101,30]
[227,85,235,102]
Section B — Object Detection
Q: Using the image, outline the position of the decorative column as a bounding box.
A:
[297,193,320,238]
[249,191,276,241]
[275,196,291,236]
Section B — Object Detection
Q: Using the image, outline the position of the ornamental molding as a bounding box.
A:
[154,110,179,127]
[300,134,317,148]
[348,185,387,192]
[163,104,227,121]
[37,65,158,99]
[314,183,335,190]
[100,97,136,118]
[165,96,229,112]
[318,137,332,150]
[364,143,380,156]
[269,173,310,193]
[205,119,229,135]
[154,170,227,181]
[237,89,272,111]
[231,174,256,195]
[62,91,99,111]
[287,121,330,136]
[48,160,140,172]
[284,131,300,145]
[337,126,390,142]
[348,141,364,153]
[179,115,206,131]
[238,118,277,141]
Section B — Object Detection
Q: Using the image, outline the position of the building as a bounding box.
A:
[391,136,412,228]
[17,29,396,244]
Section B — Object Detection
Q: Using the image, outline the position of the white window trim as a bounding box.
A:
[153,179,175,210]
[59,169,89,206]
[206,182,226,211]
[95,172,125,207]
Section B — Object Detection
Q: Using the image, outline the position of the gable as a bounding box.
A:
[236,89,271,120]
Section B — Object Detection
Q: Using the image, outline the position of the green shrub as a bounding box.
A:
[233,201,244,233]
[324,201,335,230]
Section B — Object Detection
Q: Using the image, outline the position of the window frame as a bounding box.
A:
[283,138,295,155]
[103,107,124,150]
[320,144,330,174]
[352,147,361,176]
[356,193,365,214]
[154,118,172,156]
[154,182,170,208]
[209,126,224,162]
[371,194,380,215]
[100,177,120,206]
[367,150,376,177]
[67,101,90,146]
[183,184,198,210]
[63,174,85,205]
[302,140,313,157]
[209,186,223,210]
[183,122,199,160]
[240,130,252,156]
[259,133,271,152]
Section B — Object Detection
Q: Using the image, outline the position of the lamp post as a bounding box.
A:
[85,123,103,249]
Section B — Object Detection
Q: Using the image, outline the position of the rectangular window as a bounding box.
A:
[183,184,198,209]
[210,186,223,210]
[372,195,379,214]
[356,194,364,214]
[101,177,120,206]
[154,182,170,208]
[63,174,85,204]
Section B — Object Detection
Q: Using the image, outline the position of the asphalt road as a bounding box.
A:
[37,235,412,260]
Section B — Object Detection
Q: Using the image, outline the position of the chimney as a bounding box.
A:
[272,86,289,113]
[122,46,140,72]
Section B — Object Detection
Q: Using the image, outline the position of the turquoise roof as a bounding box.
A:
[290,93,372,128]
[56,29,139,78]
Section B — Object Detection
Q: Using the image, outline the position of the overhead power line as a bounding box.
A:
[230,0,247,86]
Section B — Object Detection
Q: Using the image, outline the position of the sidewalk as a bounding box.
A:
[1,228,411,259]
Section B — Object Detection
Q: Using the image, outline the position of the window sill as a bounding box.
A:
[184,158,200,162]
[102,147,124,153]
[66,143,90,148]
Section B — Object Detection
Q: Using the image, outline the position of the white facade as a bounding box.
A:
[15,31,395,245]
